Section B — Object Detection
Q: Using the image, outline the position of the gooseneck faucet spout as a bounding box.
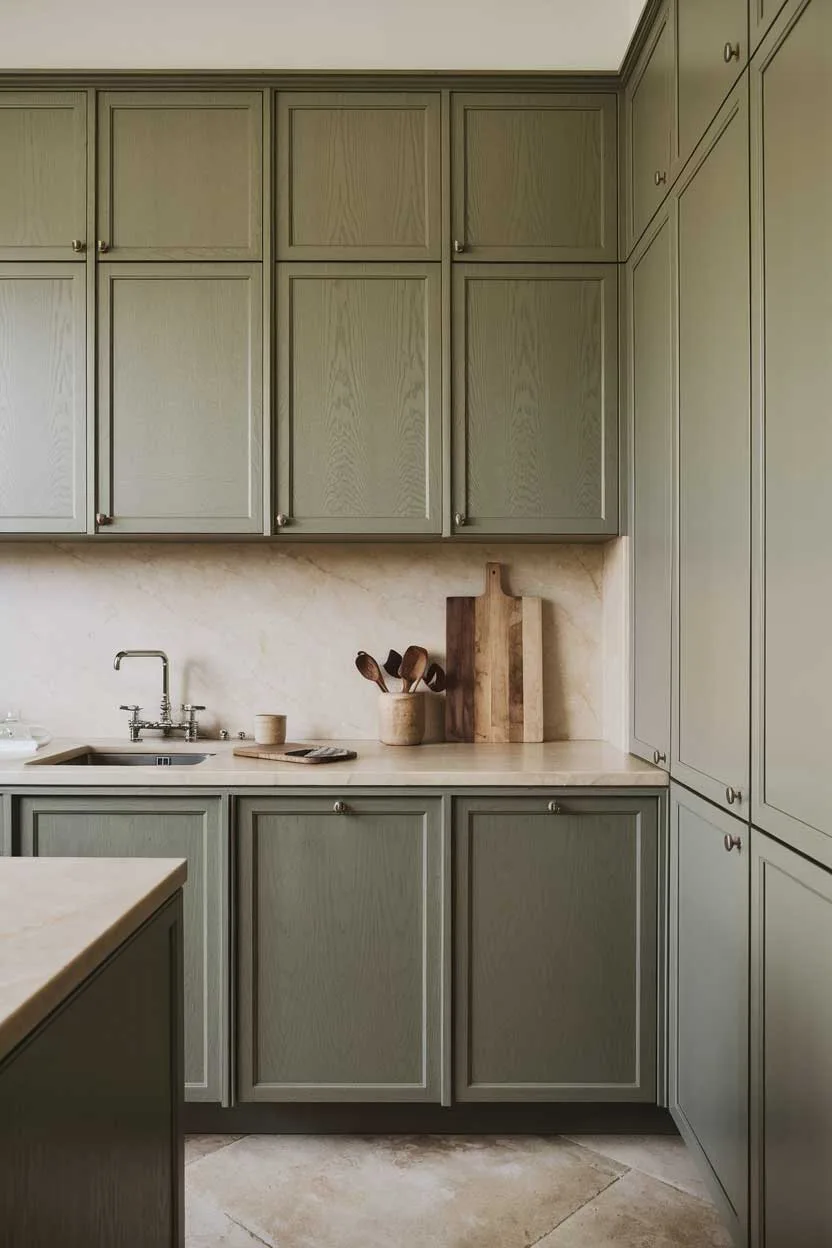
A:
[113,650,171,722]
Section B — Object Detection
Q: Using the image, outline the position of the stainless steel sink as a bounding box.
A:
[49,750,212,767]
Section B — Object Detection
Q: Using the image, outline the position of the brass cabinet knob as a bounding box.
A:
[723,41,740,62]
[453,239,465,254]
[454,512,466,527]
[71,239,86,253]
[725,786,742,806]
[333,801,349,815]
[547,800,562,814]
[275,513,290,528]
[724,832,742,853]
[652,749,667,765]
[654,170,667,187]
[97,240,110,254]
[95,512,113,526]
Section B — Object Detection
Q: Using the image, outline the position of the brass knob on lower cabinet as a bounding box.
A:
[71,239,86,253]
[95,512,113,526]
[725,786,742,806]
[547,800,562,815]
[724,832,742,853]
[275,513,290,529]
[97,240,110,254]
[654,170,667,187]
[333,801,349,815]
[652,749,667,765]
[453,240,465,254]
[723,41,741,63]
[454,513,466,527]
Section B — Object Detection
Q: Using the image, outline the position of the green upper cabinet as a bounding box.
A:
[672,86,751,817]
[623,1,675,253]
[669,785,749,1242]
[451,93,617,261]
[676,0,747,168]
[276,92,441,260]
[454,794,658,1102]
[236,796,443,1103]
[276,263,441,535]
[628,208,673,768]
[452,263,618,537]
[97,263,263,534]
[0,92,87,260]
[97,91,263,260]
[751,0,832,866]
[0,264,86,533]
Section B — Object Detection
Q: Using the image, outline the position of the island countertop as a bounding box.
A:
[4,738,668,788]
[0,857,186,1063]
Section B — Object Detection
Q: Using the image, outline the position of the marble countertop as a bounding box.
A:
[0,856,186,1063]
[3,738,667,788]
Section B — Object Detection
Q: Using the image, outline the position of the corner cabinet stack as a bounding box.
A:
[624,0,832,1244]
[0,81,619,539]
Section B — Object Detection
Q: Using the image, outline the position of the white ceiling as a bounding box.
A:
[0,0,646,71]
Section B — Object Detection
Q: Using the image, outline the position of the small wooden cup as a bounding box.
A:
[378,692,425,746]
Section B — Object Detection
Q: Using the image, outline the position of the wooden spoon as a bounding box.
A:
[399,645,428,693]
[355,651,388,694]
[383,649,403,682]
[423,662,446,693]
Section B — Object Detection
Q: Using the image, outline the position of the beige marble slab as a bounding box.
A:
[8,738,667,788]
[0,856,186,1063]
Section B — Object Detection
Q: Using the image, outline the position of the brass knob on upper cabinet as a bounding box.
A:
[95,512,113,526]
[275,513,290,528]
[723,41,740,62]
[724,832,742,853]
[71,239,86,253]
[652,749,667,765]
[333,801,349,815]
[454,512,466,527]
[97,240,110,254]
[548,800,562,814]
[453,240,465,254]
[654,170,667,187]
[725,786,743,806]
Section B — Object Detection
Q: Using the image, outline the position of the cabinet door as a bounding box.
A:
[672,87,751,816]
[0,92,87,260]
[97,92,262,259]
[751,831,832,1247]
[97,263,263,534]
[16,795,226,1103]
[236,796,443,1102]
[628,209,674,768]
[0,265,86,534]
[751,0,790,51]
[676,0,747,167]
[277,263,440,535]
[625,1,675,251]
[277,92,441,261]
[451,93,617,261]
[669,784,748,1242]
[454,795,658,1102]
[452,264,618,537]
[751,0,832,868]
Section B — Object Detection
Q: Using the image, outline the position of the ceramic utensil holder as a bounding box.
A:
[378,692,425,746]
[254,713,287,746]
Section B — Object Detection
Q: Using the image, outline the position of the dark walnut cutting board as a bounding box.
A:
[445,562,543,743]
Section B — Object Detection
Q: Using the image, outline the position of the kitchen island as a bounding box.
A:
[0,857,186,1248]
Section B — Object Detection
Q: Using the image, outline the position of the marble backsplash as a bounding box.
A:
[0,541,628,745]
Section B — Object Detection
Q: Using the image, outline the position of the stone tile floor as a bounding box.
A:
[185,1133,733,1248]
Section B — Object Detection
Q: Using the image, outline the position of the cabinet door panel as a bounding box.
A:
[628,210,673,766]
[626,3,675,250]
[98,92,262,259]
[669,785,748,1241]
[0,92,86,260]
[237,797,442,1102]
[17,795,225,1103]
[751,0,832,864]
[751,832,832,1247]
[452,264,618,537]
[0,265,86,533]
[277,263,440,535]
[454,795,658,1101]
[751,0,790,51]
[676,0,747,166]
[672,88,750,815]
[97,263,263,533]
[452,94,617,261]
[277,92,440,260]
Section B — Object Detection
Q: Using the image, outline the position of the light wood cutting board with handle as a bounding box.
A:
[446,562,543,743]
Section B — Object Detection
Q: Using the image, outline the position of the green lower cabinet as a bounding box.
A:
[669,784,749,1244]
[16,795,226,1103]
[751,831,832,1248]
[236,796,443,1102]
[454,794,658,1101]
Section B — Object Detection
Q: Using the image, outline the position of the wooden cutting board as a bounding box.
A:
[446,562,543,743]
[232,744,357,764]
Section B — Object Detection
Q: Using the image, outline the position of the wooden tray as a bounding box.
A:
[232,744,358,765]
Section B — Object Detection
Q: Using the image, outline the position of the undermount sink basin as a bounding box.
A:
[50,750,212,767]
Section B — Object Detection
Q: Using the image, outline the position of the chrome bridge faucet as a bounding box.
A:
[113,650,204,742]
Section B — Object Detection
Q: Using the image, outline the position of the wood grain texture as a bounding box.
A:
[751,0,832,858]
[454,796,658,1101]
[451,93,617,261]
[445,563,543,744]
[676,0,747,167]
[625,2,674,252]
[18,796,224,1103]
[0,91,86,259]
[97,263,263,533]
[98,91,262,259]
[0,895,182,1248]
[672,87,750,816]
[236,796,442,1102]
[277,263,441,535]
[668,784,748,1242]
[452,264,618,537]
[277,92,441,259]
[0,264,86,532]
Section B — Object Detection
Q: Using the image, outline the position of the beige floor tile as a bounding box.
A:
[186,1190,273,1247]
[186,1134,626,1248]
[186,1134,244,1166]
[536,1169,734,1248]
[563,1134,712,1202]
